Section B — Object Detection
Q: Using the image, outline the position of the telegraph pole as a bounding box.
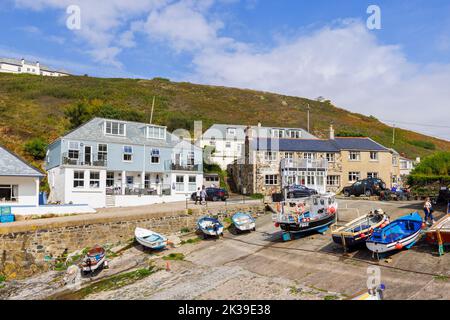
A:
[307,103,310,133]
[392,124,396,145]
[149,96,156,124]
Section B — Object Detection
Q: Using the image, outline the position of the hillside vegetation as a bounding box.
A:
[0,73,449,170]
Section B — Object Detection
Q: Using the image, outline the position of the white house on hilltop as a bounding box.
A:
[0,57,71,77]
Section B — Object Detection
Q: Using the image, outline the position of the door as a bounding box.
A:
[84,146,92,165]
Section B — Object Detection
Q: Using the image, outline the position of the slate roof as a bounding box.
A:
[252,137,389,152]
[0,146,45,177]
[56,118,201,150]
[202,123,317,140]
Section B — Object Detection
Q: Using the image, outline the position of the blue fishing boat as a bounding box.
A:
[197,216,224,238]
[366,212,423,254]
[232,212,256,232]
[135,227,168,250]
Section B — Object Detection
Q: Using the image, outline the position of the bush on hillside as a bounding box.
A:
[409,140,436,150]
[336,130,365,137]
[411,151,450,176]
[24,138,48,160]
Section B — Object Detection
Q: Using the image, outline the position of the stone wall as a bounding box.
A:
[0,202,265,279]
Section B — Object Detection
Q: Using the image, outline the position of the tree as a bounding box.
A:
[24,138,48,160]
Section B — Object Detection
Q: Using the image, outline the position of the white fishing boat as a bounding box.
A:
[135,227,168,250]
[80,246,106,273]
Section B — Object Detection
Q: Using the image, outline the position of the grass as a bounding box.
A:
[162,253,185,261]
[0,73,449,170]
[59,267,157,299]
[250,193,264,200]
[434,275,449,282]
[324,295,339,300]
[180,227,191,234]
[0,274,6,284]
[180,237,202,245]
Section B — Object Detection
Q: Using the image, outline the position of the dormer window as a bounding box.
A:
[227,128,236,136]
[105,121,126,136]
[147,125,166,140]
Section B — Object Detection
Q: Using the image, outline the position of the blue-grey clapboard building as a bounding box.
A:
[46,118,203,208]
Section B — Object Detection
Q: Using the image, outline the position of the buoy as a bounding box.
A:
[166,261,171,271]
[395,243,403,250]
[422,223,427,229]
[360,233,366,239]
[275,222,280,228]
[329,207,336,214]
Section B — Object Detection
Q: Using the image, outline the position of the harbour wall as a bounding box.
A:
[0,202,266,279]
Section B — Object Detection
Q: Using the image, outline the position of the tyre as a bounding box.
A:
[213,196,219,202]
[365,190,372,197]
[343,190,350,197]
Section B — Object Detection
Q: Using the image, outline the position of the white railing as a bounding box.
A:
[280,158,328,170]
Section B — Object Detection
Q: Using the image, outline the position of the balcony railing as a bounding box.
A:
[164,160,202,172]
[62,152,107,167]
[106,183,171,196]
[280,158,328,170]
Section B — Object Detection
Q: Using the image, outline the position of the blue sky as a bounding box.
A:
[1,0,450,139]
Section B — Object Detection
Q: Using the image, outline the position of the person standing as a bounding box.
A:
[423,197,435,225]
[200,186,207,205]
[195,187,201,205]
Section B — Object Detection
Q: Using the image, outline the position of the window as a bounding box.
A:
[264,151,277,161]
[176,175,185,191]
[147,126,166,140]
[367,172,378,179]
[225,142,231,149]
[270,129,284,138]
[326,153,335,162]
[187,152,195,166]
[90,171,100,188]
[303,153,314,160]
[349,152,361,161]
[209,137,216,146]
[327,175,340,186]
[307,171,315,185]
[68,141,80,159]
[392,156,398,166]
[370,152,379,161]
[348,172,360,182]
[288,130,301,138]
[73,171,84,188]
[106,172,115,187]
[188,176,197,192]
[0,185,18,202]
[123,146,133,162]
[151,149,160,164]
[265,175,278,185]
[284,152,294,159]
[227,128,236,136]
[105,121,126,136]
[145,174,150,189]
[98,144,108,161]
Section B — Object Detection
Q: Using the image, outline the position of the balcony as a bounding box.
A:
[164,160,202,172]
[280,158,328,170]
[62,152,107,167]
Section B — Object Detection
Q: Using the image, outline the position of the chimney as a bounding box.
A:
[329,123,335,140]
[36,61,40,68]
[415,157,421,164]
[21,58,25,66]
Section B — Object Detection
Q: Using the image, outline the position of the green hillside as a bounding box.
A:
[0,73,449,169]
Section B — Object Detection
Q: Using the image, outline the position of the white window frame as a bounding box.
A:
[349,152,361,161]
[225,142,231,149]
[123,146,133,162]
[265,175,278,186]
[227,128,236,136]
[98,143,108,161]
[284,152,294,159]
[188,176,197,192]
[105,121,126,136]
[270,129,285,138]
[348,171,360,182]
[264,151,277,162]
[326,153,335,162]
[73,171,85,188]
[89,171,100,188]
[327,175,340,186]
[288,130,301,139]
[176,175,185,191]
[303,153,315,160]
[147,125,166,140]
[370,151,379,161]
[187,152,195,166]
[68,141,80,159]
[0,184,19,202]
[367,172,379,179]
[106,172,115,187]
[151,149,160,164]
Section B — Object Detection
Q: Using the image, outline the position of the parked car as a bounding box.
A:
[438,186,450,205]
[190,187,229,202]
[342,178,387,197]
[285,185,318,199]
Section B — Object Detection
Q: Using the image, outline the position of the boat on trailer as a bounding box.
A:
[426,214,450,256]
[135,227,168,250]
[81,246,106,274]
[197,216,224,238]
[366,212,423,254]
[232,212,256,232]
[273,193,338,240]
[332,209,389,248]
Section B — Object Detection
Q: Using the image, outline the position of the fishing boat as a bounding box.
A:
[80,246,106,274]
[332,209,389,248]
[232,212,256,232]
[273,193,338,240]
[135,227,168,250]
[426,214,450,256]
[366,212,423,254]
[197,216,224,238]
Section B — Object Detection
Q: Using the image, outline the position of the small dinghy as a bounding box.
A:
[366,212,423,254]
[81,246,106,274]
[426,214,450,256]
[135,227,168,250]
[197,216,224,238]
[232,212,256,232]
[332,209,389,248]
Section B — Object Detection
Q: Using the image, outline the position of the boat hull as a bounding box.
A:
[81,256,105,272]
[235,222,256,231]
[332,234,366,247]
[426,231,450,245]
[279,213,336,234]
[136,236,167,250]
[366,229,421,253]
